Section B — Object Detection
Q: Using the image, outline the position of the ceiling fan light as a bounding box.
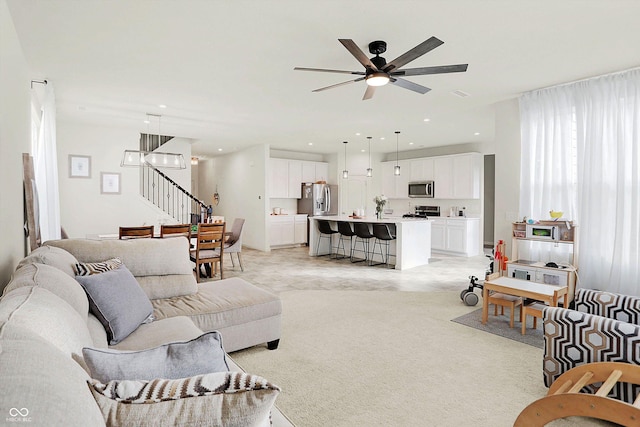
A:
[366,73,389,87]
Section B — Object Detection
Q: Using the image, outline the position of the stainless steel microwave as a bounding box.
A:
[408,181,434,198]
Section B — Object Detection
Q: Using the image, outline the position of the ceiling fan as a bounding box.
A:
[294,37,468,100]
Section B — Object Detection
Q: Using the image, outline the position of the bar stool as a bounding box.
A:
[316,220,339,258]
[353,222,374,264]
[371,223,396,268]
[336,221,356,261]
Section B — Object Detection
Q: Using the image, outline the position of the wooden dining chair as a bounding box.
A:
[159,223,191,239]
[119,225,154,239]
[189,222,225,283]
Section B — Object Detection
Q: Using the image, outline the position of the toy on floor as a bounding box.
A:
[459,251,495,306]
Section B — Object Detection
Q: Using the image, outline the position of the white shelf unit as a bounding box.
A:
[508,221,578,302]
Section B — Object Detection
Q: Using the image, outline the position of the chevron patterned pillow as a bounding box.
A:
[75,258,122,276]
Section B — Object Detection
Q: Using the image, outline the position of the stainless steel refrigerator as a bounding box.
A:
[297,183,338,216]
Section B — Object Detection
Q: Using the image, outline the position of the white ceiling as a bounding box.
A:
[7,0,640,158]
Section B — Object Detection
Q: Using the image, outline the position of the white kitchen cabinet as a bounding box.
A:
[294,215,308,244]
[269,158,289,198]
[270,214,308,247]
[288,161,302,198]
[433,156,454,198]
[381,160,410,198]
[452,154,481,199]
[301,161,329,184]
[272,159,329,199]
[409,158,434,182]
[431,219,446,250]
[431,217,480,256]
[432,154,481,199]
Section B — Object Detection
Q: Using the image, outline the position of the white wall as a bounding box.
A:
[198,144,269,251]
[493,98,521,256]
[57,121,192,237]
[0,0,31,290]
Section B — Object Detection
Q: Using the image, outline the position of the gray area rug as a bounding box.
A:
[451,307,544,349]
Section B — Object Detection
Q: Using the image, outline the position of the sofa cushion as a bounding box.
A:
[76,265,154,345]
[75,257,123,276]
[0,336,105,426]
[87,313,109,348]
[0,287,94,361]
[109,315,204,351]
[83,331,229,383]
[152,278,282,333]
[15,244,78,277]
[45,238,198,299]
[88,371,279,427]
[3,263,89,321]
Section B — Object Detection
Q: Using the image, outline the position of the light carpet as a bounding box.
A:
[230,290,608,427]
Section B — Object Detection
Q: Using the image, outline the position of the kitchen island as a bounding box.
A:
[308,216,432,270]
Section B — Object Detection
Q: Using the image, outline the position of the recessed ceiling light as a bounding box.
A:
[217,148,223,152]
[355,132,361,136]
[380,137,385,140]
[308,142,313,146]
[423,118,430,122]
[143,120,150,124]
[158,104,167,109]
[474,132,480,136]
[409,142,414,145]
[361,149,365,153]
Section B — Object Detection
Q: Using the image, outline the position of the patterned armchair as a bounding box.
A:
[542,288,640,402]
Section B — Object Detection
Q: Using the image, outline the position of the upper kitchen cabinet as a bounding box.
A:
[381,160,410,198]
[269,158,302,198]
[301,161,329,184]
[270,158,328,198]
[409,158,434,182]
[434,153,481,199]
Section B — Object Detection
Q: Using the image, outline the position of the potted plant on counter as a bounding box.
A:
[374,195,388,219]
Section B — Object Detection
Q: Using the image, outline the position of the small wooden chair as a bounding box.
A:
[160,224,191,239]
[119,225,154,239]
[190,222,225,283]
[485,272,523,328]
[521,301,547,335]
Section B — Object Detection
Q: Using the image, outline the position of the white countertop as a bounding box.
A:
[311,215,431,224]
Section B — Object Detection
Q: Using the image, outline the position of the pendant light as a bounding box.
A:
[366,136,373,177]
[121,113,186,169]
[394,131,401,176]
[342,141,349,179]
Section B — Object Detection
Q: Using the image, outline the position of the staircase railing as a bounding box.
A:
[140,162,207,224]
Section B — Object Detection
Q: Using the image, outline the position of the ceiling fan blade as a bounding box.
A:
[390,64,468,76]
[390,77,431,94]
[294,67,365,75]
[362,85,376,100]
[339,39,378,71]
[312,77,365,93]
[383,37,444,72]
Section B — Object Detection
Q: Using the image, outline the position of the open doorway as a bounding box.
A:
[483,154,495,248]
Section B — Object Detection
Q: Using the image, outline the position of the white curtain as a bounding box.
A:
[574,70,640,295]
[519,86,576,265]
[32,82,61,241]
[519,68,640,294]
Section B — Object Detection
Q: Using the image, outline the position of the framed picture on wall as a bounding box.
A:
[100,172,121,194]
[69,155,91,178]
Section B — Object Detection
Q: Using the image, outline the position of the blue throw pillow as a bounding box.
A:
[83,331,229,383]
[76,265,153,345]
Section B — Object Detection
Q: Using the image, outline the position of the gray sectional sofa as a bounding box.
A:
[0,237,293,426]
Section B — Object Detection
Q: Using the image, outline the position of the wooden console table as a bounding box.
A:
[481,276,568,325]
